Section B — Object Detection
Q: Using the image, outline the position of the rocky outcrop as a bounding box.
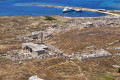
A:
[29,75,44,80]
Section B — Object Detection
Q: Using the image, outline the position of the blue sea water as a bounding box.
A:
[0,0,120,17]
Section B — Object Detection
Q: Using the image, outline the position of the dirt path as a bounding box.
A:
[70,60,88,80]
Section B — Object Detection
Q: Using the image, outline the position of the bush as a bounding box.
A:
[118,68,120,73]
[44,16,56,21]
[104,75,115,80]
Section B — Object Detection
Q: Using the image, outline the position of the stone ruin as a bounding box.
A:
[22,42,48,58]
[73,49,112,60]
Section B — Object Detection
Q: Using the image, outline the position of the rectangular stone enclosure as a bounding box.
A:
[22,42,48,57]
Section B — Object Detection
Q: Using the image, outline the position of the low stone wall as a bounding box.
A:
[81,55,112,61]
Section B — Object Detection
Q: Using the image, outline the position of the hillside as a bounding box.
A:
[0,16,120,80]
[47,27,120,54]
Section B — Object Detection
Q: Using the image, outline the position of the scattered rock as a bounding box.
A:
[18,61,23,65]
[112,65,120,68]
[116,53,120,56]
[115,47,120,50]
[86,45,95,48]
[29,75,44,80]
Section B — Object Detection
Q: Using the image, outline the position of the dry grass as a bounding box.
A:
[0,16,69,54]
[48,27,120,54]
[0,56,120,80]
[0,16,120,80]
[0,57,86,80]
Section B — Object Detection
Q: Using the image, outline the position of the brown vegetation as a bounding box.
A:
[0,55,120,80]
[0,16,120,80]
[0,16,68,54]
[48,27,120,54]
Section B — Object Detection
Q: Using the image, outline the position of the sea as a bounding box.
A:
[0,0,120,17]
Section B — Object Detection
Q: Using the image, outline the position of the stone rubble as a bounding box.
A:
[114,47,120,50]
[0,47,112,62]
[1,16,120,62]
[112,65,120,68]
[73,49,112,61]
[29,75,44,80]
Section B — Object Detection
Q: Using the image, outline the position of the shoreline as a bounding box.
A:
[34,4,120,17]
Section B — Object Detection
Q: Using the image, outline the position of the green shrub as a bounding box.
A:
[118,68,120,73]
[44,16,56,21]
[104,75,115,80]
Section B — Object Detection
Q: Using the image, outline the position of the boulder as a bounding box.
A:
[29,75,44,80]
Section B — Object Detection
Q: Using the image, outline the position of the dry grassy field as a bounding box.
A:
[0,16,68,54]
[0,16,120,80]
[48,27,120,54]
[0,55,120,80]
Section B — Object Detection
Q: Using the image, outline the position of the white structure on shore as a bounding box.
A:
[75,9,82,12]
[22,42,48,57]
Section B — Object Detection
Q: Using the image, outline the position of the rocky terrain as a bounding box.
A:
[0,15,120,80]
